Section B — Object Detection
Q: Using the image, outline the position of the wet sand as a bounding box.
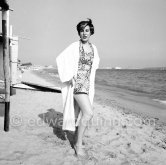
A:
[95,84,166,123]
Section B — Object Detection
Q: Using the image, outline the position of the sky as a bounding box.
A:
[1,0,166,68]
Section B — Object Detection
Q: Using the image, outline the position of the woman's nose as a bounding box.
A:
[83,31,87,35]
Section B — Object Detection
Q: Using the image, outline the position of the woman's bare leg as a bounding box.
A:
[74,94,93,148]
[74,98,80,120]
[74,99,80,144]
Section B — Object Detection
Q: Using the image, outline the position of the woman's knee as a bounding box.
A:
[74,94,93,119]
[89,110,93,118]
[83,109,93,120]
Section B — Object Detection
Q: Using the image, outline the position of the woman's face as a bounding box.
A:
[79,25,91,43]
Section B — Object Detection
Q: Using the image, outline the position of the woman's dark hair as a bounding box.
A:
[76,18,94,35]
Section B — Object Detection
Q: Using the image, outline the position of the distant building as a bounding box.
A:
[115,67,122,69]
[112,67,122,70]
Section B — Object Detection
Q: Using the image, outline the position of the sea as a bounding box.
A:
[34,68,166,105]
[95,69,166,104]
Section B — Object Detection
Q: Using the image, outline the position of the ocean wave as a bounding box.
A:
[153,99,166,105]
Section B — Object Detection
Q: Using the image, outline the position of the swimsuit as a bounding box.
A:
[74,42,94,95]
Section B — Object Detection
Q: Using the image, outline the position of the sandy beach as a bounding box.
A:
[0,70,166,165]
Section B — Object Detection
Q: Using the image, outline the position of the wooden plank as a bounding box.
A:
[2,9,10,132]
[13,83,37,90]
[21,81,61,93]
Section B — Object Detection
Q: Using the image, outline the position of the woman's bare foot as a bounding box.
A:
[74,144,88,158]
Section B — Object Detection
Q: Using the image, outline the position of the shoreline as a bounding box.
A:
[95,83,166,124]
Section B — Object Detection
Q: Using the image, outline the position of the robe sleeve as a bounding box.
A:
[93,45,100,69]
[56,43,76,83]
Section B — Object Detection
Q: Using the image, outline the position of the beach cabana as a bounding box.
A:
[0,0,19,131]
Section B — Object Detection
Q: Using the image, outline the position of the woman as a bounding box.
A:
[56,18,100,157]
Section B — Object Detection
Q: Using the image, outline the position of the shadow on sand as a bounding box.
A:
[38,108,76,148]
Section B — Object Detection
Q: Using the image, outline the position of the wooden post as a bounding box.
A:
[2,9,10,132]
[10,25,19,88]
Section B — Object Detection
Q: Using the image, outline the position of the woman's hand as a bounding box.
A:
[67,77,75,87]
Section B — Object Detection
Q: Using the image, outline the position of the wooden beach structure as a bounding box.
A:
[0,0,18,131]
[0,0,61,132]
